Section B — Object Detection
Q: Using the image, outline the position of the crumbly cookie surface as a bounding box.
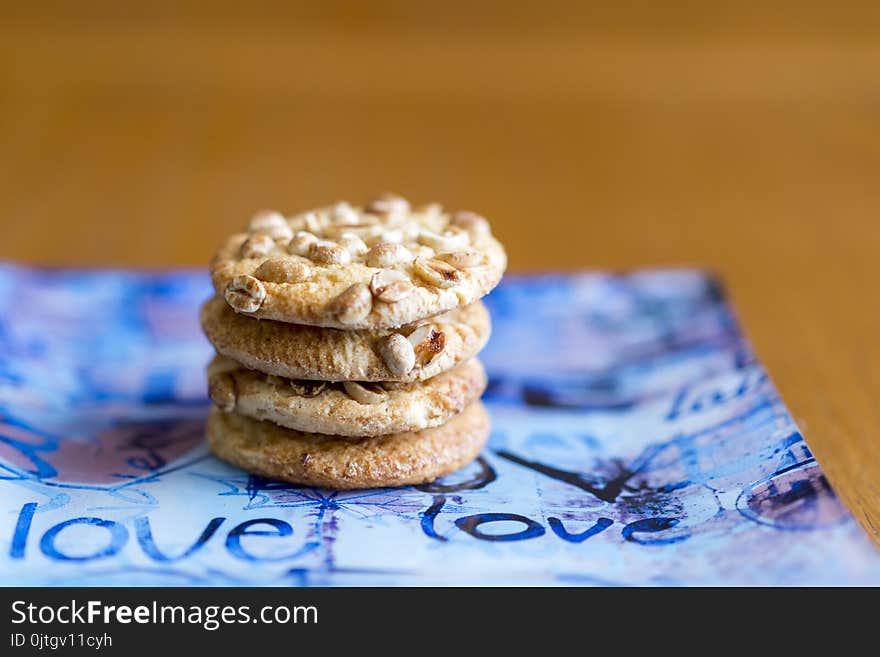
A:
[200,296,490,382]
[208,355,487,437]
[210,196,507,329]
[206,401,490,489]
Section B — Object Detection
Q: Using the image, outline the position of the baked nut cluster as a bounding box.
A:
[201,194,506,489]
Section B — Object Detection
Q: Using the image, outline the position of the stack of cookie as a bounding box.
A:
[201,195,506,489]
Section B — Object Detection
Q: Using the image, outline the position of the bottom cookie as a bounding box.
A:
[206,401,490,489]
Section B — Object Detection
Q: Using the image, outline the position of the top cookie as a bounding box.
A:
[210,194,507,329]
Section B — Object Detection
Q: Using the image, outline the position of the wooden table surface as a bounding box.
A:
[1,3,878,545]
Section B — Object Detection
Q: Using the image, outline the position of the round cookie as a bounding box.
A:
[208,355,487,437]
[210,196,507,330]
[206,401,490,489]
[200,296,491,382]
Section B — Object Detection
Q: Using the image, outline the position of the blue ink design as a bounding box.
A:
[40,517,130,561]
[0,264,878,585]
[455,513,546,542]
[135,516,225,562]
[621,518,688,545]
[420,496,449,542]
[548,517,614,543]
[225,519,297,562]
[10,502,37,559]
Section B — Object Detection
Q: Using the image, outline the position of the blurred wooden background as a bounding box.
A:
[1,2,878,545]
